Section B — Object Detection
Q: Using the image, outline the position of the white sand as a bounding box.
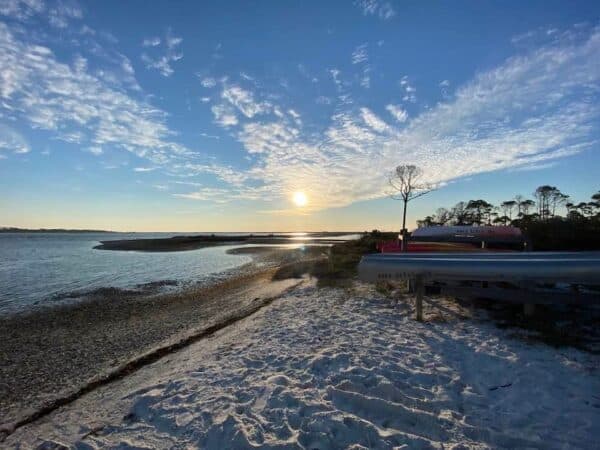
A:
[7,281,599,449]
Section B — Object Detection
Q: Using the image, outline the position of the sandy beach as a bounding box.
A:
[2,0,600,447]
[3,280,599,449]
[1,242,599,448]
[0,246,327,434]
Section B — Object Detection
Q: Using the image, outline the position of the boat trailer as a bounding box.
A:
[358,252,600,320]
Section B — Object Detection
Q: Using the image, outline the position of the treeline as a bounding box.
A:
[417,186,600,250]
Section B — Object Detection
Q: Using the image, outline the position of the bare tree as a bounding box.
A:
[417,215,436,228]
[520,199,535,216]
[514,194,524,215]
[434,207,453,225]
[450,201,469,225]
[388,165,436,249]
[515,194,534,217]
[500,200,517,222]
[534,185,568,219]
[576,202,594,217]
[465,199,494,225]
[550,191,569,217]
[591,191,600,217]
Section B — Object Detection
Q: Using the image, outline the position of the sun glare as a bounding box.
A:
[293,191,308,207]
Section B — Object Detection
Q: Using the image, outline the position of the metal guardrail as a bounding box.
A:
[358,252,600,284]
[363,252,600,259]
[358,252,600,320]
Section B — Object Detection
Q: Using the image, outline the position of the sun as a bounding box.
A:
[292,191,308,207]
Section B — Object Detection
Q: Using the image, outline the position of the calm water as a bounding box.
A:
[0,232,260,314]
[0,232,359,314]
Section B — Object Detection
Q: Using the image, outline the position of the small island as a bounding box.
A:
[93,232,354,252]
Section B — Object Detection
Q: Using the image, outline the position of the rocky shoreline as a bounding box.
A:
[0,246,326,432]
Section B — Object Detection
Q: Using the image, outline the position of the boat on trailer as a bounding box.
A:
[378,225,529,253]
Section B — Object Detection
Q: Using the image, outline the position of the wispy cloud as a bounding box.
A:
[86,146,103,155]
[439,79,450,98]
[0,21,190,165]
[186,26,600,211]
[173,186,234,203]
[351,43,368,64]
[0,0,83,28]
[360,73,371,89]
[354,0,395,20]
[351,43,371,88]
[208,82,273,127]
[1,8,598,216]
[221,85,271,118]
[0,124,30,155]
[142,36,160,47]
[200,76,216,88]
[385,104,408,123]
[329,68,342,90]
[140,28,183,77]
[47,0,82,29]
[510,161,559,172]
[211,104,238,127]
[360,107,389,132]
[199,132,220,139]
[0,0,45,20]
[297,63,319,83]
[399,75,417,102]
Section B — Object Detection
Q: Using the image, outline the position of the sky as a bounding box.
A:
[0,0,599,232]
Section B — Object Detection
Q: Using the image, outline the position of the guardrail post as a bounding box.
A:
[415,275,424,321]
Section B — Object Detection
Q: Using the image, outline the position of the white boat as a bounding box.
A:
[411,225,524,243]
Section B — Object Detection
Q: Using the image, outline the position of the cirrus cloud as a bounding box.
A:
[0,21,190,164]
[140,28,183,77]
[187,26,600,211]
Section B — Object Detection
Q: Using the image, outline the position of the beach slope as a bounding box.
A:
[0,247,326,432]
[6,282,599,449]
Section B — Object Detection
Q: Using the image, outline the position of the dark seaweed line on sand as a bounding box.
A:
[0,276,305,441]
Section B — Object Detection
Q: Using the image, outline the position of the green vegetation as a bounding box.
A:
[417,186,600,251]
[516,216,600,251]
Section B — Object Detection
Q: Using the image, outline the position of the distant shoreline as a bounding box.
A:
[1,228,360,235]
[0,227,116,233]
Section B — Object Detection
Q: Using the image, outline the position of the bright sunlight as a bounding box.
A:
[293,191,308,207]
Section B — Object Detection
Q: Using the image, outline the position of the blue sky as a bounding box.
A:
[0,0,599,231]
